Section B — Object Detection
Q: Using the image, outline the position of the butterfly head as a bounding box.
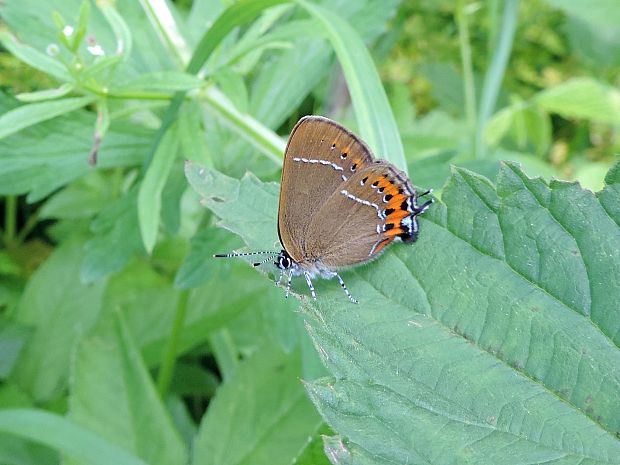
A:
[275,249,295,270]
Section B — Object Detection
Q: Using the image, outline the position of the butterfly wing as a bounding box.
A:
[303,161,418,269]
[278,116,374,262]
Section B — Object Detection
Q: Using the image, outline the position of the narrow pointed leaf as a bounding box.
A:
[0,96,95,140]
[0,409,148,465]
[296,0,406,172]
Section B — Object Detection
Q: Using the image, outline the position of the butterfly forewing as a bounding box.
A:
[304,162,416,268]
[278,116,374,262]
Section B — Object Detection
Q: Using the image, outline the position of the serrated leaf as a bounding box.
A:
[192,344,322,465]
[13,235,106,402]
[187,160,620,464]
[68,312,188,465]
[185,162,280,251]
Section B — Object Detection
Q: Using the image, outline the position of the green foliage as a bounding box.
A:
[1,0,619,464]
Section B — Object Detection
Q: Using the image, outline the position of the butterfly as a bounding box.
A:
[215,116,433,303]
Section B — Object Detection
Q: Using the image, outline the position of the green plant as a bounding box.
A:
[0,0,619,464]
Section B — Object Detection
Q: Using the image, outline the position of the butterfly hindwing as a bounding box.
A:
[304,161,418,268]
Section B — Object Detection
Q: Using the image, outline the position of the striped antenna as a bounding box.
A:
[213,251,277,258]
[213,250,278,268]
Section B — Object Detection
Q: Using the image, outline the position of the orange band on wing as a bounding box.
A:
[385,227,404,237]
[372,237,393,255]
[387,209,409,222]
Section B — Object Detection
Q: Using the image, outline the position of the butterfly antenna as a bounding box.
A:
[213,251,277,259]
[251,255,276,267]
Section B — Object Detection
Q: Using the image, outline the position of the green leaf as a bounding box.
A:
[0,30,71,81]
[535,77,620,124]
[141,0,290,171]
[192,344,323,465]
[16,83,74,102]
[113,71,205,93]
[98,1,133,60]
[184,162,279,251]
[189,160,620,464]
[138,125,179,253]
[0,93,150,201]
[201,86,285,164]
[0,96,95,140]
[81,188,144,283]
[292,424,333,465]
[0,318,30,379]
[13,235,107,401]
[174,224,241,290]
[544,0,620,30]
[69,312,188,465]
[296,0,406,172]
[0,409,148,465]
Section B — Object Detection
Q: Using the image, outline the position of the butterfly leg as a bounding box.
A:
[303,272,317,300]
[275,269,285,287]
[332,272,358,304]
[285,271,293,298]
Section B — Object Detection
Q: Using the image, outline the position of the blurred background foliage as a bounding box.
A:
[0,0,618,464]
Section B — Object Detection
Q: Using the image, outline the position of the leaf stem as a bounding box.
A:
[156,290,190,397]
[456,0,477,147]
[475,0,519,159]
[16,208,40,244]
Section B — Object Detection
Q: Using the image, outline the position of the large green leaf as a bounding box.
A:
[13,235,106,402]
[192,344,322,465]
[186,161,620,464]
[69,312,187,465]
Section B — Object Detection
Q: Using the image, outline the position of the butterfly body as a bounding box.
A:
[216,115,432,303]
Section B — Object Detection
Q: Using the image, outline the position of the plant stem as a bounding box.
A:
[16,208,40,244]
[456,0,477,148]
[156,290,190,397]
[4,196,17,246]
[475,0,519,159]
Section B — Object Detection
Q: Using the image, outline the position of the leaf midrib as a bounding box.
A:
[312,287,620,464]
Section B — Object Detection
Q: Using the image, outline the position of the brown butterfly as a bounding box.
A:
[216,116,432,303]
